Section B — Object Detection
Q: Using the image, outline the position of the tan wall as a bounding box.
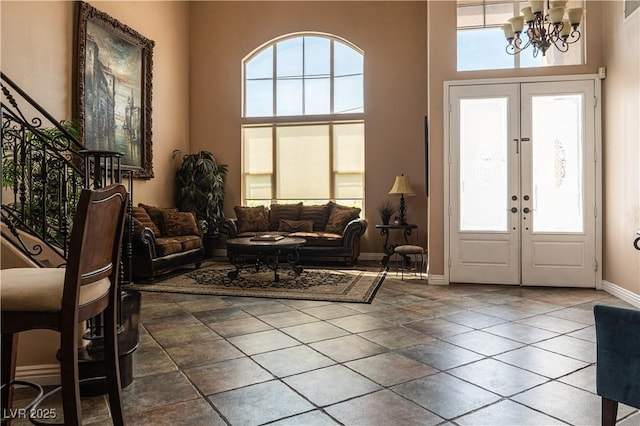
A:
[601,2,640,295]
[427,0,604,278]
[189,1,429,253]
[1,0,191,366]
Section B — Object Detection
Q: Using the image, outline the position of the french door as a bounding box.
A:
[447,79,600,287]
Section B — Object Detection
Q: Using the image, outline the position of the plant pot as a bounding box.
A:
[203,234,220,259]
[381,217,391,225]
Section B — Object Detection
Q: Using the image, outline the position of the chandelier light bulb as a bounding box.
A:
[509,16,525,33]
[550,0,568,8]
[521,6,535,22]
[548,7,565,25]
[502,23,515,40]
[530,0,544,14]
[568,8,584,25]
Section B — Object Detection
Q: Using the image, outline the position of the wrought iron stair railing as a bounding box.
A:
[1,71,127,265]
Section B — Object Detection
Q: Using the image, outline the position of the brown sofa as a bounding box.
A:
[221,202,368,265]
[125,204,206,280]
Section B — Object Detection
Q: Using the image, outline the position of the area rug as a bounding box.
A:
[127,263,386,303]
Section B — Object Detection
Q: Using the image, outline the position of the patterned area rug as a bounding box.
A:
[127,262,386,303]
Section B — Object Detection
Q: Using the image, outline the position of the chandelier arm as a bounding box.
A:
[549,36,570,53]
[564,28,582,45]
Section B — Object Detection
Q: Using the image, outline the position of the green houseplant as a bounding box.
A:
[377,200,396,225]
[2,120,84,246]
[173,150,228,256]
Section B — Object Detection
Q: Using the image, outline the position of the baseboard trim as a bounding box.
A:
[15,364,60,386]
[427,274,447,286]
[601,280,640,308]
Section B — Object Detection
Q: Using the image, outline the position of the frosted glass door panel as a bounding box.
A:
[459,98,509,231]
[531,94,584,233]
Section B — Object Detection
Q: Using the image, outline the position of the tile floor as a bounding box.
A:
[12,267,640,425]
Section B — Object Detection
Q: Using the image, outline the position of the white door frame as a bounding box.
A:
[443,74,602,288]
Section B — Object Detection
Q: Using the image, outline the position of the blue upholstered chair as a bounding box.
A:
[593,304,640,426]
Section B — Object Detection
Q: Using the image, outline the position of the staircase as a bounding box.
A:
[1,71,139,392]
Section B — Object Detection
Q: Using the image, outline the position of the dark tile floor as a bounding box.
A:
[12,268,640,425]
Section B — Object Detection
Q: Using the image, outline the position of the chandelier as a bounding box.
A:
[502,0,584,57]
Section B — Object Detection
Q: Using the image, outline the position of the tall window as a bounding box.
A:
[457,0,585,71]
[242,34,365,209]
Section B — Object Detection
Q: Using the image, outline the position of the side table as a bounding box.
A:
[375,223,418,267]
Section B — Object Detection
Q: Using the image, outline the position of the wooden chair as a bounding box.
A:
[1,184,128,425]
[593,304,640,426]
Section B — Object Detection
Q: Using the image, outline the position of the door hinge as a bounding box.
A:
[448,257,452,267]
[593,96,598,108]
[594,260,598,272]
[594,205,598,217]
[448,205,453,216]
[448,103,452,112]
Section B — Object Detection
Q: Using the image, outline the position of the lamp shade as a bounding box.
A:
[388,175,415,196]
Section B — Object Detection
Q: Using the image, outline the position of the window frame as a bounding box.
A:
[241,33,365,209]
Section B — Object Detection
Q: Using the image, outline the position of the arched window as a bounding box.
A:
[242,33,365,209]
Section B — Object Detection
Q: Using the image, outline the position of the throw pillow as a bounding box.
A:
[324,204,361,234]
[132,206,161,236]
[139,204,178,236]
[161,211,200,237]
[299,203,331,231]
[278,219,314,233]
[234,206,269,234]
[269,203,302,231]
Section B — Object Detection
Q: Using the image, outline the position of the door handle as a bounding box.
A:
[523,207,531,213]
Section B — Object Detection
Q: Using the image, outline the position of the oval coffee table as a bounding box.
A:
[226,236,306,282]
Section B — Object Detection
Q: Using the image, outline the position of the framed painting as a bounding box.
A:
[73,1,154,179]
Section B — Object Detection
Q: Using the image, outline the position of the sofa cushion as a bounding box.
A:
[299,203,331,231]
[172,235,203,251]
[161,211,199,237]
[139,204,178,237]
[154,237,183,256]
[269,203,302,230]
[324,204,361,234]
[234,206,269,234]
[289,231,343,247]
[132,206,161,236]
[278,219,314,233]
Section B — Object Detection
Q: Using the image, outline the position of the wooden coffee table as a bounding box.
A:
[226,236,306,282]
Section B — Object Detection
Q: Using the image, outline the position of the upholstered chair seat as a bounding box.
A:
[1,268,110,312]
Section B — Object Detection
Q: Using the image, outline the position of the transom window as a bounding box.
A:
[457,0,585,71]
[242,34,365,209]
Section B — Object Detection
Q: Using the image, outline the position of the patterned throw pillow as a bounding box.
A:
[278,219,314,233]
[139,204,178,236]
[324,204,361,234]
[132,206,161,236]
[269,203,302,231]
[161,211,200,237]
[299,203,331,232]
[234,206,269,234]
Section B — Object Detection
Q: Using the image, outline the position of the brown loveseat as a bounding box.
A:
[125,204,206,280]
[221,202,368,265]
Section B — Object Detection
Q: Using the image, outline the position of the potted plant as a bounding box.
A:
[377,200,396,225]
[173,150,228,258]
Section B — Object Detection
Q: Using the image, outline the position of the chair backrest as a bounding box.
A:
[61,184,128,315]
[593,304,640,409]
